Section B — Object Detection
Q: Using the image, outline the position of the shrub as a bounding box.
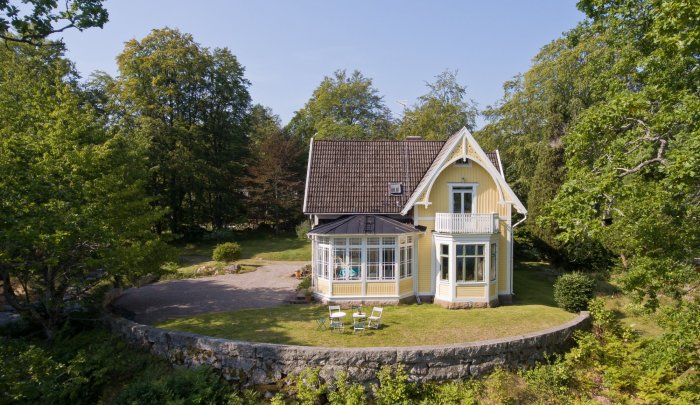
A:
[296,275,311,291]
[292,367,326,405]
[327,371,367,405]
[372,365,416,405]
[212,242,241,262]
[296,221,311,240]
[553,272,596,312]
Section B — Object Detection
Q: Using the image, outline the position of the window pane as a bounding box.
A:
[477,245,484,255]
[452,192,462,213]
[490,243,497,281]
[382,237,396,246]
[456,257,465,282]
[465,257,475,281]
[456,244,464,256]
[465,245,476,255]
[441,257,449,280]
[383,246,395,280]
[367,237,380,245]
[441,244,449,255]
[349,238,362,246]
[477,257,485,282]
[367,248,379,280]
[350,249,361,280]
[464,192,473,214]
[334,238,346,246]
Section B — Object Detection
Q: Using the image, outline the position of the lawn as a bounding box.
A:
[167,232,311,279]
[156,262,577,348]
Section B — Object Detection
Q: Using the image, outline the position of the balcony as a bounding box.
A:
[435,213,499,234]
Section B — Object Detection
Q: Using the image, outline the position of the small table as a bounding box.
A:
[352,312,366,320]
[329,311,346,332]
[330,311,346,320]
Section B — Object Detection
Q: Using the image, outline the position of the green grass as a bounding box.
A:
[167,232,311,279]
[156,262,577,347]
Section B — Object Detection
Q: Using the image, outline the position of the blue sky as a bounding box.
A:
[60,0,584,128]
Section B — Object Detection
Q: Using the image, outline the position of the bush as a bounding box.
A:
[296,221,311,240]
[212,242,241,262]
[553,272,596,312]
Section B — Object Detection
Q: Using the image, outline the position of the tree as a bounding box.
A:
[246,130,305,231]
[114,28,251,234]
[0,0,108,44]
[286,69,394,142]
[398,70,478,140]
[0,43,172,339]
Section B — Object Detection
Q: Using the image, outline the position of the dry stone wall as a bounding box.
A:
[106,312,590,386]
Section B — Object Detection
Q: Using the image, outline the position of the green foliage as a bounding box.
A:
[286,69,394,142]
[0,42,172,337]
[419,380,478,405]
[115,27,251,234]
[296,221,311,240]
[213,242,241,262]
[291,367,326,405]
[372,365,416,405]
[0,0,108,45]
[327,371,367,405]
[553,273,595,312]
[114,366,241,405]
[296,275,311,291]
[399,69,478,140]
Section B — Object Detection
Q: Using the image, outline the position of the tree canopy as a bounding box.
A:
[398,70,478,140]
[0,43,172,338]
[0,0,108,44]
[114,27,252,234]
[286,69,394,142]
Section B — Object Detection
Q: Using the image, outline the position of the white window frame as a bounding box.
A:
[455,243,486,284]
[448,183,477,214]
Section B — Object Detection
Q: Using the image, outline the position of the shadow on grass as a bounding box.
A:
[512,261,558,307]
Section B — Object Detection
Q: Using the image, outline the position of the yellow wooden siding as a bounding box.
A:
[456,285,485,298]
[498,223,509,292]
[366,282,396,296]
[399,278,413,295]
[424,162,501,215]
[438,283,450,297]
[490,282,497,297]
[415,224,433,293]
[316,279,330,295]
[332,283,361,296]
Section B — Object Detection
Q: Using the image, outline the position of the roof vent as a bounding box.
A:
[405,136,422,141]
[388,182,403,195]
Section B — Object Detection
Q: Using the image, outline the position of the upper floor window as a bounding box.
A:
[450,184,475,214]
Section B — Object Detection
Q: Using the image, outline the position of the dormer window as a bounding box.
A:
[388,182,403,195]
[455,157,470,166]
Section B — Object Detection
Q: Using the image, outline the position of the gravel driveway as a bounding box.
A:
[112,261,307,324]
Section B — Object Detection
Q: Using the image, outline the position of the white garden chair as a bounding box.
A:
[328,305,345,332]
[367,307,383,329]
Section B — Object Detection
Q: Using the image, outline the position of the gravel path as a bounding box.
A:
[112,261,308,324]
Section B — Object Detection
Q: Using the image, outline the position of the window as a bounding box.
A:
[450,185,475,214]
[490,243,497,281]
[439,244,450,281]
[315,240,330,279]
[366,237,397,281]
[400,244,413,278]
[456,244,485,283]
[333,246,360,281]
[388,182,403,195]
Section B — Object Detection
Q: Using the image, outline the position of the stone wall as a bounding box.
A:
[106,312,590,386]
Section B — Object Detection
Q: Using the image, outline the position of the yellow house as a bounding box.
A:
[303,128,527,308]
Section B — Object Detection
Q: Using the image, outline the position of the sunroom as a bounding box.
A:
[308,215,421,303]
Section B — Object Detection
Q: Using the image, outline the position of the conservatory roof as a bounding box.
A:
[308,215,420,235]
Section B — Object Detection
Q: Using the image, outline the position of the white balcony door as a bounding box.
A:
[450,185,475,214]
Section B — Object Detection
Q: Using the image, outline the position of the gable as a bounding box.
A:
[401,127,526,215]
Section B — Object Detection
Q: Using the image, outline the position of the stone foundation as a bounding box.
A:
[106,312,591,387]
[498,294,514,304]
[434,297,499,309]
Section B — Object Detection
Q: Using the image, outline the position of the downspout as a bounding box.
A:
[512,213,527,228]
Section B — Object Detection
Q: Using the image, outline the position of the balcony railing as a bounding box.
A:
[435,213,499,234]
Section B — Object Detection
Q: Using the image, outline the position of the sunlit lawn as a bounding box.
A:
[156,262,577,347]
[168,232,311,279]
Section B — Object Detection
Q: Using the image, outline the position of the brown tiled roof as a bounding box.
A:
[304,139,502,214]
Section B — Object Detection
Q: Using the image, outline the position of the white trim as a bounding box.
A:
[302,138,313,213]
[495,149,505,179]
[448,183,477,214]
[401,127,526,215]
[305,212,405,215]
[307,232,422,237]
